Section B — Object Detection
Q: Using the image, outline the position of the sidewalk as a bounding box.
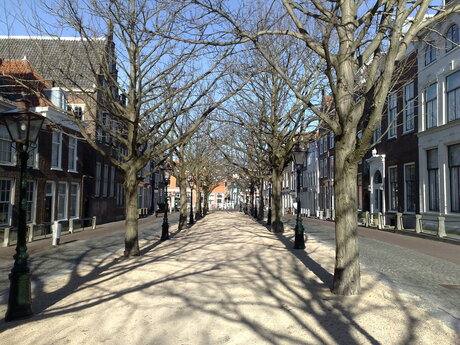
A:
[0,211,458,345]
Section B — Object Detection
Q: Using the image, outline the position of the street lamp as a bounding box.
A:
[161,167,172,241]
[1,99,45,321]
[293,144,306,249]
[267,182,272,225]
[188,177,194,225]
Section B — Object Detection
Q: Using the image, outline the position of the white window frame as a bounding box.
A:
[69,183,80,219]
[387,166,398,212]
[95,162,101,196]
[103,164,109,197]
[425,83,437,129]
[51,131,63,170]
[26,180,37,224]
[57,182,68,220]
[0,179,14,226]
[0,125,15,166]
[387,93,397,138]
[69,104,85,120]
[45,181,55,222]
[404,163,417,213]
[403,81,415,133]
[68,136,78,172]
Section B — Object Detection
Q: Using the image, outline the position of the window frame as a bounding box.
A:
[0,125,15,165]
[69,183,80,219]
[424,42,436,66]
[403,163,417,213]
[0,179,13,226]
[425,83,437,129]
[51,131,63,170]
[427,149,439,212]
[67,136,78,172]
[57,182,68,220]
[388,166,398,212]
[26,180,37,224]
[448,144,460,213]
[387,93,397,138]
[103,164,109,197]
[403,81,415,133]
[446,24,459,52]
[446,70,460,123]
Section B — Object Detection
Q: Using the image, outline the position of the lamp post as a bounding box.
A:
[267,183,272,225]
[161,167,172,241]
[293,145,306,249]
[188,177,194,225]
[1,99,45,321]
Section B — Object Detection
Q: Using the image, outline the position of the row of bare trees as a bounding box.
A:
[2,0,459,296]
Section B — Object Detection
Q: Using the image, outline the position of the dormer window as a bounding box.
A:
[446,24,459,52]
[425,42,436,66]
[44,87,68,110]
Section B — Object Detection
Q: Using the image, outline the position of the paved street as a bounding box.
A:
[284,216,460,331]
[0,211,458,345]
[0,213,180,297]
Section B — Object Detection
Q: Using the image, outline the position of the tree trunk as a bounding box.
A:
[332,142,360,295]
[203,189,209,216]
[178,176,188,230]
[271,168,284,232]
[124,168,140,256]
[257,179,264,221]
[195,182,202,220]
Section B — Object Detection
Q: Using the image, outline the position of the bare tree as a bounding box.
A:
[176,0,460,294]
[1,0,244,256]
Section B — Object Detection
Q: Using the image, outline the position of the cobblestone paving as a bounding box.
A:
[284,217,460,331]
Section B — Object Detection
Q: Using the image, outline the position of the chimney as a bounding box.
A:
[16,97,30,110]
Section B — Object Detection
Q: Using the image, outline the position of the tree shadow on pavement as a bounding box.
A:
[0,211,439,345]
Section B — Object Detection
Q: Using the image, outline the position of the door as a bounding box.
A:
[44,182,54,234]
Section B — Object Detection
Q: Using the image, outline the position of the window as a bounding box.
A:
[425,83,437,129]
[138,187,143,208]
[51,131,62,169]
[329,132,334,149]
[0,179,12,225]
[0,125,13,164]
[27,141,38,168]
[95,162,101,196]
[425,43,436,65]
[403,81,415,132]
[449,144,460,212]
[69,183,79,218]
[388,166,398,211]
[427,150,439,212]
[68,136,77,171]
[57,182,68,219]
[404,164,416,213]
[110,166,115,197]
[329,156,334,179]
[26,181,36,223]
[388,93,397,138]
[357,174,363,210]
[446,24,459,51]
[117,183,125,206]
[447,70,460,122]
[373,121,382,143]
[103,164,109,196]
[70,105,84,120]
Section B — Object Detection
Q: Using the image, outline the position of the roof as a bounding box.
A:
[0,36,107,89]
[0,59,50,106]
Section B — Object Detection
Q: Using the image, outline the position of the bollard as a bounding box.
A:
[378,212,383,229]
[307,208,310,217]
[325,209,330,220]
[52,221,61,246]
[27,223,34,242]
[92,216,97,230]
[437,216,446,238]
[396,212,403,230]
[415,214,422,233]
[2,227,10,247]
[364,211,369,227]
[332,209,335,221]
[69,219,74,234]
[318,210,323,220]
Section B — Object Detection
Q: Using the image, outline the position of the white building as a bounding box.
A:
[417,4,460,233]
